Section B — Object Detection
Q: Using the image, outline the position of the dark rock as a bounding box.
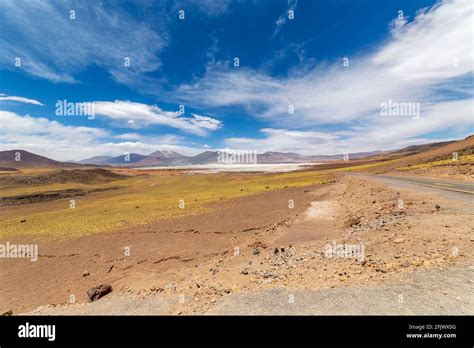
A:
[345,216,360,228]
[87,284,112,301]
[401,261,410,268]
[1,310,13,316]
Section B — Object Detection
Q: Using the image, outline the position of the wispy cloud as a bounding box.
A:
[0,110,209,160]
[0,93,43,106]
[92,100,222,136]
[273,0,298,37]
[176,0,473,150]
[0,110,108,160]
[0,0,166,83]
[226,99,473,155]
[226,128,338,155]
[177,0,233,16]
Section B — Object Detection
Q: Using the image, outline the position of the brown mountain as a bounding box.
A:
[0,150,62,168]
[361,135,474,173]
[132,150,188,167]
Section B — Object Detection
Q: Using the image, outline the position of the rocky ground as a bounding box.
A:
[8,173,472,315]
[390,163,474,182]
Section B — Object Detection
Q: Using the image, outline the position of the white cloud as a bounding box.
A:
[225,99,474,155]
[92,100,222,136]
[0,1,166,83]
[0,93,43,106]
[176,0,473,151]
[373,0,472,81]
[0,111,209,161]
[179,0,233,16]
[190,113,222,130]
[273,0,298,37]
[114,133,143,140]
[0,110,108,160]
[226,128,338,155]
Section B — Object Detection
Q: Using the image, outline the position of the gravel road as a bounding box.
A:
[208,263,473,315]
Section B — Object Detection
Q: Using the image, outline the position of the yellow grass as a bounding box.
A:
[333,158,401,172]
[0,170,331,240]
[395,155,474,171]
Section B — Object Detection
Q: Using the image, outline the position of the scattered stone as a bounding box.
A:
[393,238,404,244]
[87,284,112,301]
[401,261,410,268]
[82,271,90,277]
[20,219,27,223]
[345,216,360,228]
[165,283,176,291]
[240,269,249,275]
[1,310,13,316]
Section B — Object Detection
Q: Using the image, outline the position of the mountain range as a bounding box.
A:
[0,137,468,168]
[77,150,386,167]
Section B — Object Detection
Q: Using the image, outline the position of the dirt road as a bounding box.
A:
[209,263,474,315]
[372,175,474,194]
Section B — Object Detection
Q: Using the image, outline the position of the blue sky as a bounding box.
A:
[0,0,472,160]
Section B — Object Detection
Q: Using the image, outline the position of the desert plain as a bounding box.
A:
[0,136,473,315]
